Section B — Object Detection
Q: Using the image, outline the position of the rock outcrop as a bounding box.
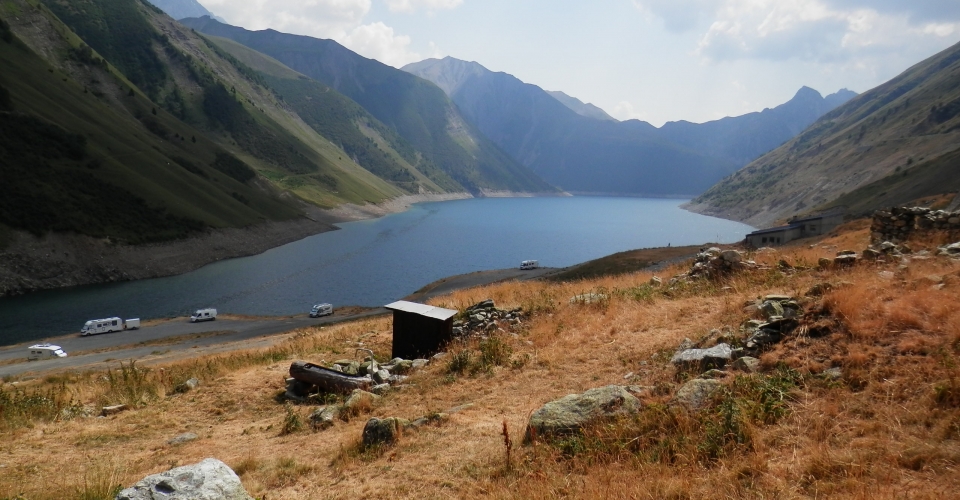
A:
[115,458,253,500]
[526,385,642,440]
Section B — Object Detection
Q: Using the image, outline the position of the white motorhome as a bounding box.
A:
[310,303,333,318]
[520,260,539,270]
[190,308,217,322]
[27,344,67,360]
[80,317,124,336]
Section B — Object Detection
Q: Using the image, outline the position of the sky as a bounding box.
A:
[200,0,960,127]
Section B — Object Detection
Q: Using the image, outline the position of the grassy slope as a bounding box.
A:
[205,35,460,195]
[36,0,409,211]
[691,40,960,227]
[2,226,960,498]
[0,5,302,244]
[178,16,556,194]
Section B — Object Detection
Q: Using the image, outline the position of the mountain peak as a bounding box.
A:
[793,86,824,101]
[402,57,490,96]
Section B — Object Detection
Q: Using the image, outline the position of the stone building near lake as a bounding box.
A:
[746,211,845,247]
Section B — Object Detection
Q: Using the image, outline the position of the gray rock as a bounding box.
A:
[309,406,339,430]
[167,433,198,446]
[732,356,760,373]
[760,300,784,319]
[569,293,608,304]
[115,458,253,500]
[370,384,391,396]
[720,250,742,263]
[343,389,380,412]
[372,369,390,385]
[670,343,734,371]
[362,417,409,447]
[388,375,408,385]
[175,378,200,393]
[672,379,724,410]
[526,385,642,439]
[650,276,663,287]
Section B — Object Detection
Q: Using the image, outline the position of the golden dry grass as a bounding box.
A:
[2,227,960,499]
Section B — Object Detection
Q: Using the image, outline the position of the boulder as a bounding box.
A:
[362,417,409,447]
[672,379,724,410]
[569,293,608,304]
[670,343,734,371]
[372,369,390,385]
[759,300,784,319]
[343,389,381,413]
[309,406,339,430]
[650,276,663,287]
[175,378,200,393]
[370,384,391,396]
[167,433,198,446]
[720,250,742,263]
[115,458,253,500]
[526,386,642,439]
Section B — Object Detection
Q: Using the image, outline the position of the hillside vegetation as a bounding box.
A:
[179,17,556,195]
[2,225,959,498]
[689,40,960,227]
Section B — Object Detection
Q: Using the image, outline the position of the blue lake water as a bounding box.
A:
[0,196,753,345]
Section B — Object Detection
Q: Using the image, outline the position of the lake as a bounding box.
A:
[0,196,753,346]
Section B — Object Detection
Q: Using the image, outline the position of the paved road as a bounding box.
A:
[0,310,387,378]
[0,266,559,379]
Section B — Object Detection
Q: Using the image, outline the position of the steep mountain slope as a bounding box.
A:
[688,40,960,227]
[404,57,735,195]
[404,57,853,196]
[0,4,300,245]
[35,0,428,209]
[659,87,858,166]
[546,90,617,122]
[180,17,556,195]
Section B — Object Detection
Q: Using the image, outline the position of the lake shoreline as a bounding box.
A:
[0,191,567,299]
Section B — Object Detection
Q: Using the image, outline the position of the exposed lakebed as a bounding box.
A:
[0,197,753,346]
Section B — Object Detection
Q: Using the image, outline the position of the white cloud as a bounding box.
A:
[611,101,647,121]
[384,0,463,13]
[341,22,423,66]
[200,0,432,68]
[633,0,960,64]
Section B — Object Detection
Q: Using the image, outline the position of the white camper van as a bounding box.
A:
[80,317,139,336]
[309,303,333,318]
[80,317,124,336]
[190,308,217,322]
[519,260,539,270]
[27,344,67,360]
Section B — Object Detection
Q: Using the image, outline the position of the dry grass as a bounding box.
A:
[2,226,960,499]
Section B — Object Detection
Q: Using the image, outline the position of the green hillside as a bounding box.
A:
[179,16,556,194]
[0,7,299,244]
[34,0,417,209]
[688,40,960,227]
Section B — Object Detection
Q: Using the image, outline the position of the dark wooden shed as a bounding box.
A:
[385,300,458,360]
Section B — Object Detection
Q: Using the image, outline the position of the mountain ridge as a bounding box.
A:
[403,56,855,196]
[686,39,960,227]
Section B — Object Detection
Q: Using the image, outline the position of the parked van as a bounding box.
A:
[310,303,333,318]
[190,308,217,322]
[520,260,539,270]
[27,344,67,360]
[80,317,124,336]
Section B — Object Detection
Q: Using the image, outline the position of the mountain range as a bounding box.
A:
[403,57,855,196]
[687,39,960,227]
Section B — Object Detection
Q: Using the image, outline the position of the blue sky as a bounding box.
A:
[201,0,960,126]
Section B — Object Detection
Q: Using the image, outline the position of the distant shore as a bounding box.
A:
[0,191,562,298]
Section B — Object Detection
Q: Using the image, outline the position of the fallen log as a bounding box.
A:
[290,361,372,394]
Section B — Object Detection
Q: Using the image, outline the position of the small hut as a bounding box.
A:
[384,300,458,360]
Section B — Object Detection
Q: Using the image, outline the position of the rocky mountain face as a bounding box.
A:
[546,90,617,122]
[403,57,854,196]
[687,40,960,227]
[180,17,555,195]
